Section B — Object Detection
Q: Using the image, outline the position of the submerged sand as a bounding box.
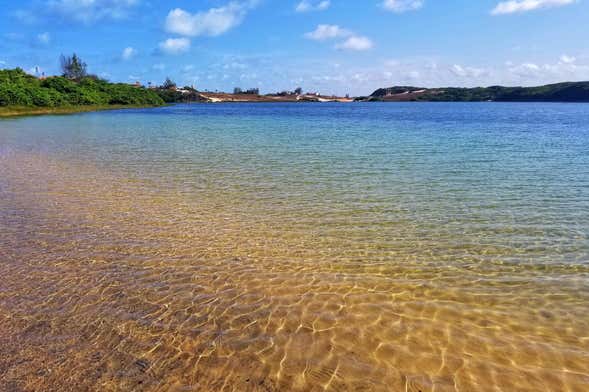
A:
[1,150,588,391]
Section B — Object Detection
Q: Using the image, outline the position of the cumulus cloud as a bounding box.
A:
[304,24,350,40]
[336,36,374,51]
[165,1,257,37]
[158,38,191,55]
[510,63,540,74]
[305,25,373,51]
[295,0,330,12]
[491,0,575,15]
[506,57,589,82]
[450,64,490,78]
[45,0,139,23]
[382,0,424,13]
[121,46,137,60]
[560,54,576,64]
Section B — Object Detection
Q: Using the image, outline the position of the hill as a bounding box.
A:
[367,82,589,102]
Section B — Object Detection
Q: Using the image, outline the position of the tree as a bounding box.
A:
[60,53,87,80]
[163,77,176,90]
[294,87,303,95]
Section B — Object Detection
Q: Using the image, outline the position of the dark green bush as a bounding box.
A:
[0,68,165,107]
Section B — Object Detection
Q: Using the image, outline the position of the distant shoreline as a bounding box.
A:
[364,82,589,102]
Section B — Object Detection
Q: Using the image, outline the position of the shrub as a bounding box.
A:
[0,68,165,108]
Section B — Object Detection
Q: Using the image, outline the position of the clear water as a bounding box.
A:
[1,103,588,391]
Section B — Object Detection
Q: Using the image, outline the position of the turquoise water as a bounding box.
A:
[3,103,588,263]
[1,103,589,391]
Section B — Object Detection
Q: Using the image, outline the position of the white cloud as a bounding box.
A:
[305,24,373,51]
[560,54,576,64]
[158,38,191,54]
[509,62,541,76]
[165,1,257,37]
[46,0,139,23]
[507,57,589,82]
[37,32,51,44]
[304,24,350,40]
[295,0,330,12]
[223,62,247,70]
[406,70,421,79]
[382,0,424,12]
[491,0,575,15]
[450,64,489,78]
[336,36,374,51]
[121,46,137,60]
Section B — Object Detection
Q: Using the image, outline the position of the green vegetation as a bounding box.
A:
[155,78,202,103]
[0,68,164,109]
[369,82,589,102]
[60,53,88,80]
[162,77,176,90]
[0,54,165,116]
[154,88,186,103]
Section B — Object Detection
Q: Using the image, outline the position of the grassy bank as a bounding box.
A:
[0,104,162,118]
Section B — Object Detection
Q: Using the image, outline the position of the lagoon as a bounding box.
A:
[1,102,588,391]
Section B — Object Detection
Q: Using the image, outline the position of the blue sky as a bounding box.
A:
[1,0,588,95]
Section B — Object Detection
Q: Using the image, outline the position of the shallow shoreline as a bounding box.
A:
[0,104,163,118]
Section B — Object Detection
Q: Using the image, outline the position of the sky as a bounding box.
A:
[1,0,588,95]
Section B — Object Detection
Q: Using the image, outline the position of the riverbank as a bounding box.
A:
[0,104,163,118]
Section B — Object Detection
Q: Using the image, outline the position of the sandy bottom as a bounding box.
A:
[1,152,588,391]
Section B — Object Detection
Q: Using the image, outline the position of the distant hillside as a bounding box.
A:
[367,82,589,102]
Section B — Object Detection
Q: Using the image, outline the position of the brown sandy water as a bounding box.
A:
[1,104,589,391]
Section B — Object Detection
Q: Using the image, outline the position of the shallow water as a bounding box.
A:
[1,102,588,391]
